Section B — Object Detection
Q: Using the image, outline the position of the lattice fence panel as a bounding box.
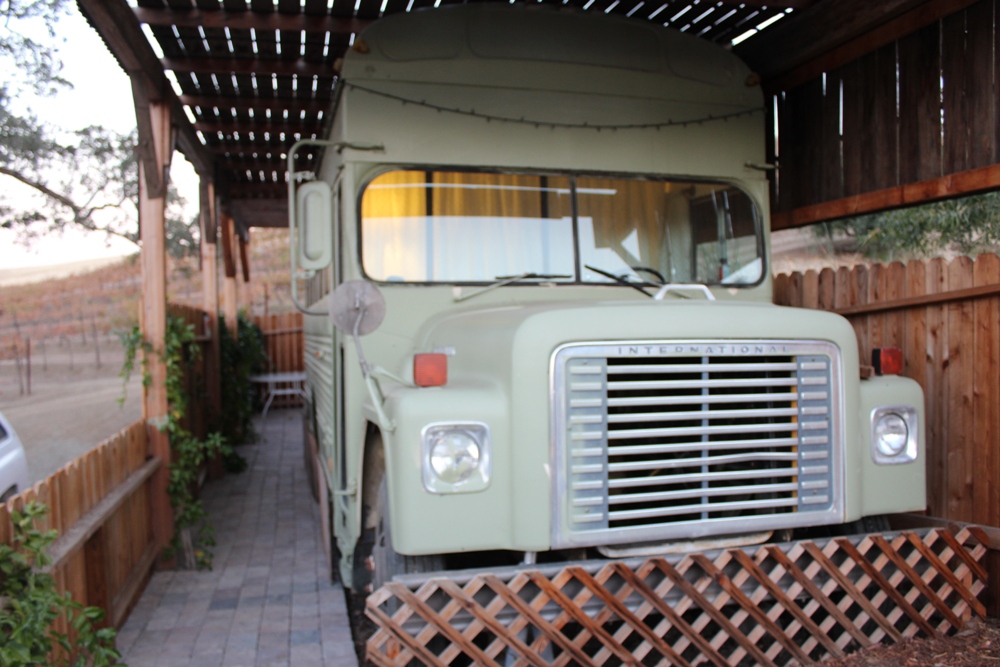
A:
[367,528,988,667]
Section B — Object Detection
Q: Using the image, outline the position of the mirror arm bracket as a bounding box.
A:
[351,304,396,433]
[288,139,383,316]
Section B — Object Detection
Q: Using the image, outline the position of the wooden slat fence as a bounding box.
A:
[0,420,159,635]
[775,252,1000,611]
[368,528,989,666]
[252,312,304,409]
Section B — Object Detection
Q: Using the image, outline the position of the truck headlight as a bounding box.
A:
[421,422,491,493]
[870,406,918,464]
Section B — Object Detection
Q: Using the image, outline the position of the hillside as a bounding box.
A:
[0,228,294,360]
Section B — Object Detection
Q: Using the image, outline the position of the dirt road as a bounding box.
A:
[0,340,141,484]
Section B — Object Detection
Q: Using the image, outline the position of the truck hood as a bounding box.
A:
[411,298,861,380]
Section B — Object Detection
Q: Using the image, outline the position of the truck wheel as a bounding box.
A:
[369,478,443,589]
[348,441,444,663]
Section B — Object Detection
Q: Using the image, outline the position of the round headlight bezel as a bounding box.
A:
[874,412,908,457]
[870,405,918,465]
[429,430,481,483]
[421,422,492,493]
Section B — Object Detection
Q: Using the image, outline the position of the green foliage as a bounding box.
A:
[119,316,237,570]
[116,325,151,407]
[217,313,268,447]
[161,315,232,570]
[0,502,121,667]
[818,191,1000,260]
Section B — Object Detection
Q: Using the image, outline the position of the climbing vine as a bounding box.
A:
[161,316,230,569]
[120,315,234,569]
[0,502,120,667]
[217,313,267,448]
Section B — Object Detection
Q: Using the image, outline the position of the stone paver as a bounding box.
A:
[118,411,358,667]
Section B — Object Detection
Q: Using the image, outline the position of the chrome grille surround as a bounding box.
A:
[551,340,845,549]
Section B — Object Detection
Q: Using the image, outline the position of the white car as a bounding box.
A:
[0,411,31,503]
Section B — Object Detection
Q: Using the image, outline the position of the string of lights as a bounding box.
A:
[344,81,763,131]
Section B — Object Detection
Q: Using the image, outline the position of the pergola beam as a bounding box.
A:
[229,198,288,228]
[209,145,293,155]
[136,4,811,35]
[737,0,814,5]
[180,94,331,114]
[134,7,371,34]
[163,56,335,77]
[225,183,288,199]
[772,163,1000,231]
[196,120,321,135]
[78,0,212,177]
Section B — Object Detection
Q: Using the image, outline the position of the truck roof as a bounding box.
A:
[343,4,758,108]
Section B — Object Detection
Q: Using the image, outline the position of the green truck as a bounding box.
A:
[288,3,925,612]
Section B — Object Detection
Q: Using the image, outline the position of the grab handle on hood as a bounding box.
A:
[653,284,716,301]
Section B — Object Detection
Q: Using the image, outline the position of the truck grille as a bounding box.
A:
[551,341,844,548]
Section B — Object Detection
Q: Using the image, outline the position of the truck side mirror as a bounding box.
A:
[297,181,332,270]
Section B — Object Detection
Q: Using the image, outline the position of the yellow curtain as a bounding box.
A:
[361,170,428,281]
[361,170,577,282]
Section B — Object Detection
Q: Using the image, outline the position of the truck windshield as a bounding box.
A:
[361,170,763,286]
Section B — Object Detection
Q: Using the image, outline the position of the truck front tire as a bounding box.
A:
[348,434,444,662]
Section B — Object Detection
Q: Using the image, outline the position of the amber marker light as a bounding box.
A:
[872,347,903,376]
[414,353,448,387]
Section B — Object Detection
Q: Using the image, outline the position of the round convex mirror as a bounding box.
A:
[329,280,386,336]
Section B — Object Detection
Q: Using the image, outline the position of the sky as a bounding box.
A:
[0,2,200,270]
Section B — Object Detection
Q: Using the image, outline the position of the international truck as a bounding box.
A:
[286,1,925,632]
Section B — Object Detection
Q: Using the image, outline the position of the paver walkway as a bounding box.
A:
[116,410,359,667]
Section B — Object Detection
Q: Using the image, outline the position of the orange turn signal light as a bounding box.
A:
[414,353,448,387]
[872,347,903,376]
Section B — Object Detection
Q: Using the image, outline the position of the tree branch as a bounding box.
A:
[0,164,136,243]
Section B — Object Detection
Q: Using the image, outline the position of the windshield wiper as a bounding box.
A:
[584,265,654,297]
[453,272,572,302]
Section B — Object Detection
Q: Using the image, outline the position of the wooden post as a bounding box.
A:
[91,318,101,369]
[12,345,23,395]
[137,91,174,562]
[201,180,221,412]
[200,179,223,466]
[221,212,239,338]
[25,338,30,396]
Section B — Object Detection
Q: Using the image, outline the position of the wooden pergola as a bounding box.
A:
[77,0,1000,556]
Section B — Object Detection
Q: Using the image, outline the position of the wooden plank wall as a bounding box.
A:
[252,312,304,408]
[0,421,157,634]
[775,253,1000,608]
[770,0,998,221]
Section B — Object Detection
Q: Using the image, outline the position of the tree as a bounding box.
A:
[0,0,198,253]
[815,191,1000,261]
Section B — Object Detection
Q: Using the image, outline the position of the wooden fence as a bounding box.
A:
[775,253,1000,610]
[0,420,159,633]
[252,312,304,409]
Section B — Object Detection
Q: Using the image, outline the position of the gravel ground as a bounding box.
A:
[823,618,1000,667]
[0,340,141,484]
